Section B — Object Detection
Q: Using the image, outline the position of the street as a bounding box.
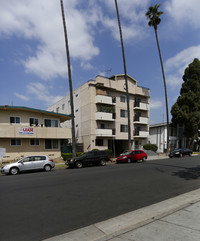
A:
[1,156,200,241]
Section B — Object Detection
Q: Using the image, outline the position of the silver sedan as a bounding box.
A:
[1,155,55,175]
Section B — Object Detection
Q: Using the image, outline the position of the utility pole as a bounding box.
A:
[60,0,76,158]
[114,0,132,150]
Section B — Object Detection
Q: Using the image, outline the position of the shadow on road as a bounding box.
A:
[172,166,200,180]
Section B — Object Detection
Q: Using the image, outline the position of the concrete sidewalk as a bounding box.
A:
[44,188,200,241]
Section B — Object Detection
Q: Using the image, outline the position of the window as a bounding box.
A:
[30,139,40,146]
[30,118,39,126]
[45,139,59,149]
[76,109,78,112]
[11,139,21,146]
[62,104,65,110]
[44,119,58,127]
[10,116,20,124]
[120,125,128,132]
[96,139,104,146]
[56,107,60,113]
[100,123,109,129]
[120,109,128,118]
[120,94,127,103]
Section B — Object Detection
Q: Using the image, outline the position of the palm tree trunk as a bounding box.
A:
[154,27,170,153]
[114,0,131,150]
[60,0,76,158]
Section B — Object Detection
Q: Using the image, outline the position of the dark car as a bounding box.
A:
[169,148,193,158]
[66,150,110,168]
[116,150,147,163]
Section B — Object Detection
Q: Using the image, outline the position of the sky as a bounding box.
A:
[1,0,200,124]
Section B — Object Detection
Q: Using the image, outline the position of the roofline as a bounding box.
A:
[0,105,72,121]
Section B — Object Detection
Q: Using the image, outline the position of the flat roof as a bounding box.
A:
[0,105,72,122]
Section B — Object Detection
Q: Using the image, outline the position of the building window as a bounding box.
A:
[10,116,20,124]
[75,94,78,97]
[96,139,104,146]
[120,124,128,132]
[120,94,127,103]
[44,119,58,127]
[11,139,21,146]
[30,139,40,146]
[56,107,60,113]
[76,109,78,112]
[120,109,128,118]
[30,118,39,126]
[62,104,65,110]
[45,139,59,150]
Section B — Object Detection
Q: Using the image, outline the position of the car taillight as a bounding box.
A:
[49,159,54,162]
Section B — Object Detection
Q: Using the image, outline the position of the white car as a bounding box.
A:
[1,155,55,175]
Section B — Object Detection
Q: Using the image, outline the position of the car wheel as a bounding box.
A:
[44,165,51,172]
[127,158,132,163]
[100,159,106,166]
[75,161,83,168]
[142,156,147,162]
[10,167,19,175]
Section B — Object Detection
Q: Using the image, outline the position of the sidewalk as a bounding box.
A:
[44,188,200,241]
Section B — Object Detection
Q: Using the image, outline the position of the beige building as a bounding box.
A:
[47,74,150,155]
[0,106,71,161]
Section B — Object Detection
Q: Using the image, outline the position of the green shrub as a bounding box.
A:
[143,144,158,152]
[61,152,83,161]
[104,149,113,157]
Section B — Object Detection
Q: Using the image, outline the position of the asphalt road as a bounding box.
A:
[1,156,200,241]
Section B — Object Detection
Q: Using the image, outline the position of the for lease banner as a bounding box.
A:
[19,127,34,135]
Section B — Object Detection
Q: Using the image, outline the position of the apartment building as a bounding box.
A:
[0,105,71,161]
[47,74,150,155]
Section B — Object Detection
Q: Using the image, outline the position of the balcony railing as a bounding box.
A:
[133,130,149,138]
[96,112,115,121]
[134,102,149,111]
[96,129,115,137]
[133,117,148,124]
[96,95,116,105]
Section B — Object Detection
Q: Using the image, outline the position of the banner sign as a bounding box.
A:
[19,127,34,135]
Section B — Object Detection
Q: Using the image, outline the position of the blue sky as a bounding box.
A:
[1,0,200,124]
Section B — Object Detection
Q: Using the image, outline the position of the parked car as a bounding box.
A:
[169,148,193,158]
[116,150,147,163]
[1,155,55,175]
[66,150,110,168]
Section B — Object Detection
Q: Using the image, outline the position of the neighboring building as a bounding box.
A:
[149,122,185,153]
[0,105,71,161]
[47,74,150,155]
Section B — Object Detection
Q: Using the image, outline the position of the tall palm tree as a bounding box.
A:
[114,0,132,151]
[145,4,170,153]
[60,0,76,158]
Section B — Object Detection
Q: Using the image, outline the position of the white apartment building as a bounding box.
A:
[47,74,150,155]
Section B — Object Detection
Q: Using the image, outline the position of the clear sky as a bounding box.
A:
[0,0,200,124]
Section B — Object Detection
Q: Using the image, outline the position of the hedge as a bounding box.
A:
[143,144,158,152]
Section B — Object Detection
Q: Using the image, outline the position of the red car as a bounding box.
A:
[116,150,147,163]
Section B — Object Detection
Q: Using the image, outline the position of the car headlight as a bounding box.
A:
[122,156,127,159]
[175,152,180,154]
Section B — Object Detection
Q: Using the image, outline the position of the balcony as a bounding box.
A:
[133,117,149,125]
[0,125,72,139]
[96,129,115,137]
[134,102,149,111]
[133,130,149,138]
[96,112,115,121]
[96,95,115,105]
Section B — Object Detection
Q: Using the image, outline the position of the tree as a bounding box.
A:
[171,58,200,148]
[114,0,131,151]
[145,4,170,153]
[60,0,76,158]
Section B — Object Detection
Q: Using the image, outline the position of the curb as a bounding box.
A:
[43,188,200,241]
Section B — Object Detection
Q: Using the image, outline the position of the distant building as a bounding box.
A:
[0,105,71,161]
[47,74,150,155]
[149,122,185,152]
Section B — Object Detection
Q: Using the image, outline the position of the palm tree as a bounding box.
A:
[114,0,132,151]
[60,0,76,158]
[145,4,170,153]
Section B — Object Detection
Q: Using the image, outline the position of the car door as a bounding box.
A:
[19,156,34,171]
[131,151,136,161]
[33,156,46,169]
